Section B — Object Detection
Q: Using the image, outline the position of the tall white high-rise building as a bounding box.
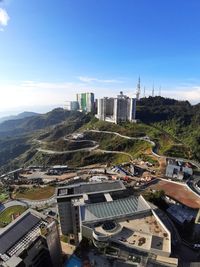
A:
[76,92,94,113]
[96,92,136,124]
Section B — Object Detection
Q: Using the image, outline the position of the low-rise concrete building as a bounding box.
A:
[166,162,193,180]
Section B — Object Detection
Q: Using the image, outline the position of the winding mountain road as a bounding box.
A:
[37,144,99,154]
[35,129,200,170]
[36,130,153,160]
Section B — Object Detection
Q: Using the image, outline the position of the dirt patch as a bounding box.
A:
[150,179,200,209]
[14,186,55,200]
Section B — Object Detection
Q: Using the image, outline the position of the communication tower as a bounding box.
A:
[136,76,141,100]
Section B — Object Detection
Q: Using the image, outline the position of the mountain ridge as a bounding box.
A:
[0,111,39,124]
[0,97,200,173]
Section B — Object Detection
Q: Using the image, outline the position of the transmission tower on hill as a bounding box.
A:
[143,86,146,98]
[159,86,162,96]
[152,82,155,97]
[136,76,141,100]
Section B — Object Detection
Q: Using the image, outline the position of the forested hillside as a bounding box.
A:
[137,96,200,160]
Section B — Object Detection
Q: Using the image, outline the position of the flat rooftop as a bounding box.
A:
[119,216,169,253]
[167,205,196,224]
[56,180,125,198]
[81,195,150,222]
[93,213,170,254]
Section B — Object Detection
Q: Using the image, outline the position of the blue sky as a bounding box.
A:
[1,0,200,115]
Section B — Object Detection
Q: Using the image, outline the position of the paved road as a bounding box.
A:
[0,200,28,212]
[63,137,97,145]
[85,129,161,157]
[15,196,56,208]
[35,129,200,168]
[1,197,56,211]
[36,129,200,197]
[37,144,99,154]
[85,129,154,143]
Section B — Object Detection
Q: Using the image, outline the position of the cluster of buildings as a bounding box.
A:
[66,91,137,124]
[56,180,178,266]
[0,180,180,267]
[165,159,193,180]
[66,92,95,113]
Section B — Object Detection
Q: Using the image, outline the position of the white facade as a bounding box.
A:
[97,92,136,124]
[76,92,94,113]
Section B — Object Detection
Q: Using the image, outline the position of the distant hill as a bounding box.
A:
[137,96,200,160]
[1,97,200,173]
[0,111,39,124]
[0,108,93,173]
[0,108,91,137]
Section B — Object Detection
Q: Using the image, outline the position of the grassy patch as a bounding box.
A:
[0,186,9,202]
[0,193,9,202]
[60,235,69,243]
[15,186,55,200]
[83,151,131,166]
[43,139,94,151]
[0,205,27,227]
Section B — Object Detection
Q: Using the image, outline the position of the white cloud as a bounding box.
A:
[78,76,123,83]
[151,86,200,104]
[0,8,9,27]
[0,80,123,112]
[1,80,200,116]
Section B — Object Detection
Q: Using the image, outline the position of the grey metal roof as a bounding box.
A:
[74,181,124,194]
[81,196,150,222]
[0,212,41,254]
[57,180,125,197]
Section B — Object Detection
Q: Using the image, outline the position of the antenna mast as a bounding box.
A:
[159,86,161,96]
[152,83,155,97]
[136,76,141,100]
[143,86,146,98]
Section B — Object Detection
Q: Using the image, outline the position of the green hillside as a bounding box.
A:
[0,97,199,173]
[137,96,200,160]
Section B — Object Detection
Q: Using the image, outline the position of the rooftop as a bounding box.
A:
[0,209,46,256]
[93,213,170,254]
[167,205,196,224]
[56,180,125,198]
[81,195,150,222]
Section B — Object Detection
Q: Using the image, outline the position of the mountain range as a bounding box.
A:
[0,111,39,124]
[0,97,199,173]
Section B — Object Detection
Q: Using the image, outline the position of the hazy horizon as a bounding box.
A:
[1,0,200,112]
